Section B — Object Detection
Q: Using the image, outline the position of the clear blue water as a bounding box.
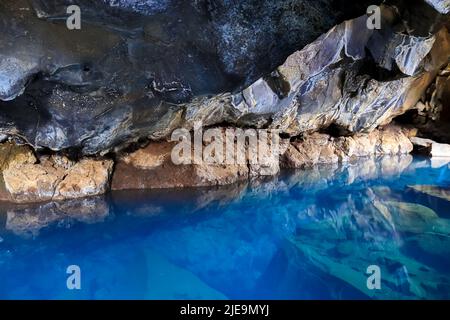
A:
[1,155,450,300]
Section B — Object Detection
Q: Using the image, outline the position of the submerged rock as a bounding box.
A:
[408,185,450,202]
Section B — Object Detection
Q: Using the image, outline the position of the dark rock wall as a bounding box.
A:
[0,0,448,155]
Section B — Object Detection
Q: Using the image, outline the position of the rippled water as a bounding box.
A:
[1,155,450,300]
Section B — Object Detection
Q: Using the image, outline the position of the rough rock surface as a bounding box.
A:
[111,130,282,190]
[398,63,450,143]
[0,1,449,155]
[0,142,36,171]
[1,151,113,203]
[113,146,249,190]
[282,125,413,168]
[0,142,37,201]
[0,0,381,154]
[0,0,449,201]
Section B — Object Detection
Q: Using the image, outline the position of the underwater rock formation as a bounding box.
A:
[408,185,450,202]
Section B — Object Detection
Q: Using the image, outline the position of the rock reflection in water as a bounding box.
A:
[1,196,111,237]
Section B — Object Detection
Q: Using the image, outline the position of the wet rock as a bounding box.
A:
[2,155,113,203]
[413,233,450,258]
[384,201,441,234]
[411,137,450,157]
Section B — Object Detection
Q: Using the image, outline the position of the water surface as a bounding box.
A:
[1,155,450,299]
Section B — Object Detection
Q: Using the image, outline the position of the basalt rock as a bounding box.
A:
[398,63,450,143]
[0,0,382,154]
[0,1,449,155]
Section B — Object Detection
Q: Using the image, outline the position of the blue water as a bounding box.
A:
[1,155,450,300]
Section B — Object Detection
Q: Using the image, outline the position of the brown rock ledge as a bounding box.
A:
[0,143,113,203]
[111,141,250,191]
[282,125,413,169]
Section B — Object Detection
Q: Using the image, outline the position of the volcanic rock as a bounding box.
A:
[0,1,448,155]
